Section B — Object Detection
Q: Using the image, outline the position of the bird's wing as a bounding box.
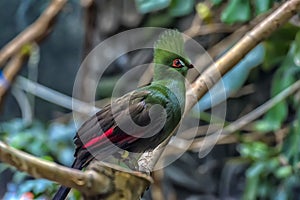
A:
[72,89,173,168]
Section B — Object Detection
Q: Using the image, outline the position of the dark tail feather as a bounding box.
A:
[52,186,71,200]
[52,159,83,200]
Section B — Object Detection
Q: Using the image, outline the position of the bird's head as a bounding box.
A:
[153,30,193,78]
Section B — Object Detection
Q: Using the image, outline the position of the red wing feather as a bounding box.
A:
[73,90,151,167]
[83,127,114,148]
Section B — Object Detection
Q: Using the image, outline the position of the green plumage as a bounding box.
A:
[154,30,187,64]
[53,29,193,200]
[153,30,192,80]
[152,30,192,110]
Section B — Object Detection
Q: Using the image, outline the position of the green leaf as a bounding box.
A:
[168,0,194,17]
[262,24,299,70]
[221,0,251,24]
[263,40,290,71]
[267,158,280,171]
[246,161,267,177]
[293,30,300,67]
[9,133,32,149]
[144,13,174,27]
[41,155,54,161]
[275,166,293,179]
[257,36,300,132]
[255,119,279,132]
[210,0,223,6]
[135,0,171,14]
[239,142,275,160]
[271,61,296,97]
[196,3,212,21]
[282,111,300,164]
[243,174,259,200]
[244,162,267,200]
[258,101,288,132]
[254,0,272,14]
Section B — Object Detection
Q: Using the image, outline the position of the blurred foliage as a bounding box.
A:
[262,24,299,70]
[0,119,76,199]
[239,28,300,199]
[135,0,195,27]
[221,0,251,24]
[194,44,265,112]
[135,0,194,17]
[1,0,300,199]
[211,0,277,24]
[196,1,300,199]
[256,30,300,131]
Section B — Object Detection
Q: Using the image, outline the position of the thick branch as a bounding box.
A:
[0,140,152,197]
[84,162,152,199]
[146,0,300,170]
[0,141,112,195]
[186,0,300,111]
[0,0,67,68]
[0,0,299,199]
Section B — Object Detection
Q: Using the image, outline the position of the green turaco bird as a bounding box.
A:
[53,30,193,200]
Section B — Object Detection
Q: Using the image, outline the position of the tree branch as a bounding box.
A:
[189,80,300,151]
[0,0,67,104]
[0,0,67,68]
[0,139,152,197]
[0,53,27,102]
[1,0,300,199]
[147,0,300,171]
[0,140,112,195]
[186,0,300,111]
[84,162,152,199]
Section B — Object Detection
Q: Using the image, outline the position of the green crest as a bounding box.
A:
[154,30,188,66]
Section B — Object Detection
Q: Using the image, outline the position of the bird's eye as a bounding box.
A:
[172,58,184,68]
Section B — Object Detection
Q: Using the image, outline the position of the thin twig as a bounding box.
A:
[185,23,241,38]
[0,53,27,102]
[145,0,300,169]
[191,4,279,78]
[11,86,33,124]
[189,80,300,151]
[186,0,300,111]
[0,0,67,68]
[15,76,99,115]
[0,0,299,197]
